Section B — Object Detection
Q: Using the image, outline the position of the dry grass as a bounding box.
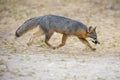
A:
[0,0,120,53]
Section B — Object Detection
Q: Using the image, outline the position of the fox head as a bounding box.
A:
[88,26,100,44]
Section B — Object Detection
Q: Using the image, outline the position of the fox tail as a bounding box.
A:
[15,17,40,37]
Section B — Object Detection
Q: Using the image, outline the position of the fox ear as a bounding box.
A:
[94,26,96,31]
[88,26,93,33]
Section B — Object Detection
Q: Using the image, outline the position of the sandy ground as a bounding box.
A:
[0,52,120,80]
[0,0,120,80]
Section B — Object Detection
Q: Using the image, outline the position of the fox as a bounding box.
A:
[15,15,100,51]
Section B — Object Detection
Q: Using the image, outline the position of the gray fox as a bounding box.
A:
[15,15,100,50]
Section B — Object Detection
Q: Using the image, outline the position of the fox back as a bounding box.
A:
[39,15,88,37]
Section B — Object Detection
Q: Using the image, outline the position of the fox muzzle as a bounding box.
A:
[92,40,100,44]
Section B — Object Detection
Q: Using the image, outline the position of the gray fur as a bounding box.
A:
[39,15,88,35]
[16,15,88,37]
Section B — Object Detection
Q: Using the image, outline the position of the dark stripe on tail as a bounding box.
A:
[15,31,20,37]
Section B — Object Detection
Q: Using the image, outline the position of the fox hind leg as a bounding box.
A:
[45,32,54,49]
[27,28,44,46]
[78,37,96,51]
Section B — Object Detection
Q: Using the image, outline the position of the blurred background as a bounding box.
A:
[0,0,120,52]
[0,0,120,19]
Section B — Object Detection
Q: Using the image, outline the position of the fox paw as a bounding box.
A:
[92,48,96,51]
[52,47,58,50]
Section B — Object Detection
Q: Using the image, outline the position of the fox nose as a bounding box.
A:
[95,40,100,44]
[94,41,97,44]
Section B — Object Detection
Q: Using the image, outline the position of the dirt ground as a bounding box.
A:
[0,0,120,80]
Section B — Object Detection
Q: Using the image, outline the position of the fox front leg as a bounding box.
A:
[54,34,68,49]
[78,37,96,51]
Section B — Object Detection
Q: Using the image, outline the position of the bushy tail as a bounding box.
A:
[15,17,40,37]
